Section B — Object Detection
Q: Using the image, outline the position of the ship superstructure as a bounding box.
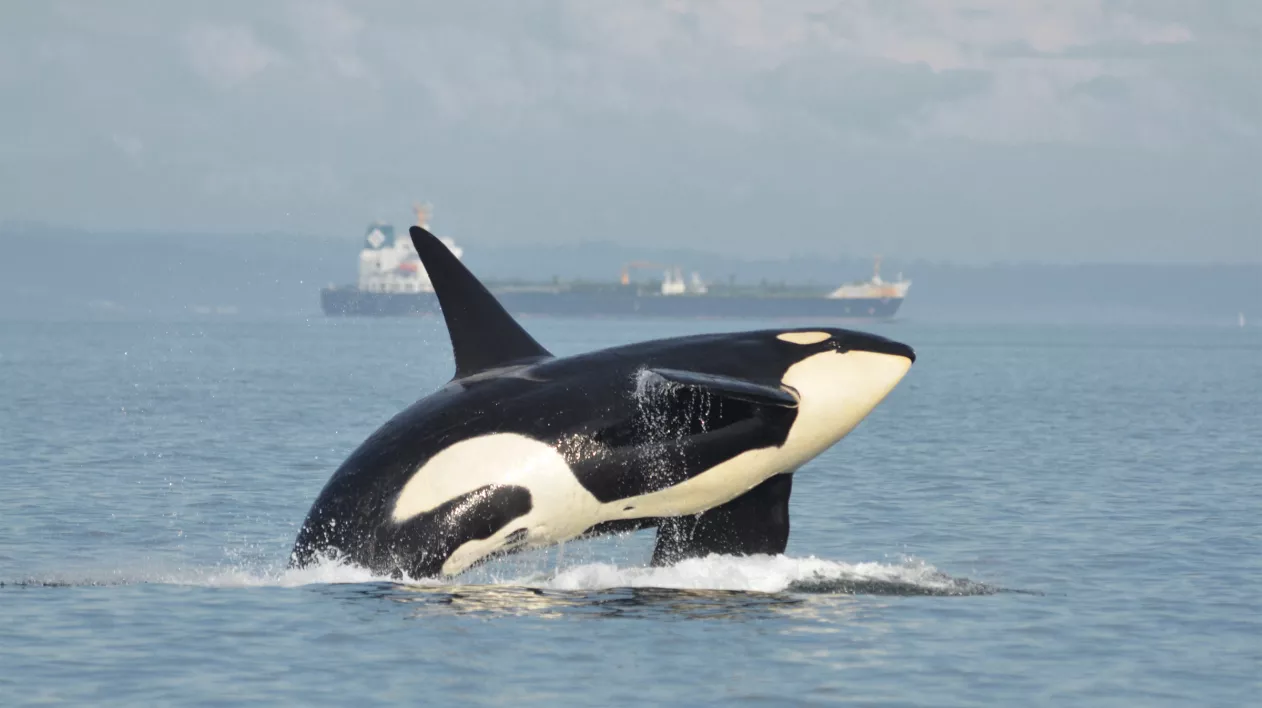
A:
[827,257,911,300]
[621,261,709,296]
[356,205,462,294]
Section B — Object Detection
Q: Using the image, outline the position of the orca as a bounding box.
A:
[290,226,915,578]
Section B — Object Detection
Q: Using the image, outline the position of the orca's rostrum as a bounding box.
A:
[290,226,916,578]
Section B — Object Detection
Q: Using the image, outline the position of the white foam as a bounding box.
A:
[517,554,962,594]
[164,560,399,588]
[6,553,970,595]
[6,551,414,589]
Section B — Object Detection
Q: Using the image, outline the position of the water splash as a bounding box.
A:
[2,553,1008,597]
[519,554,1000,596]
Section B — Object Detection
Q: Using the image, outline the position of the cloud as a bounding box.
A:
[301,0,1223,149]
[111,133,145,163]
[75,0,1235,150]
[200,163,342,201]
[183,24,281,89]
[0,0,1256,262]
[284,0,375,82]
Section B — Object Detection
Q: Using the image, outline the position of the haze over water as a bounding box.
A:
[2,316,1258,705]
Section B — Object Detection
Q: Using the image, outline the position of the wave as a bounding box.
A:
[518,555,999,596]
[1,553,1008,597]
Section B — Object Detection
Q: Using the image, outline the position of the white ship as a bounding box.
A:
[826,256,912,301]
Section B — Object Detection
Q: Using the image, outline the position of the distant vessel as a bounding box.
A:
[321,205,911,320]
[349,204,460,296]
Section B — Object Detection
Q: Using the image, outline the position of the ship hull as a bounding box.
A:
[321,287,904,320]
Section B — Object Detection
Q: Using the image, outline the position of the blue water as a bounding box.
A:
[1,316,1259,706]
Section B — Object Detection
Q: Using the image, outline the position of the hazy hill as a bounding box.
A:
[1,223,1257,325]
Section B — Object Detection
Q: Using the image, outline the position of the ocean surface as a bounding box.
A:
[1,315,1258,706]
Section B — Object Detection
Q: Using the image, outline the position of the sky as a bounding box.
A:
[1,0,1258,263]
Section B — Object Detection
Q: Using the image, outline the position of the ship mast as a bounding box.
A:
[413,202,433,229]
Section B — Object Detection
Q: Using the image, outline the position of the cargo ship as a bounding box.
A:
[320,205,910,320]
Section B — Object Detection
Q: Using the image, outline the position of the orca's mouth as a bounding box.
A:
[877,340,916,363]
[780,384,801,403]
[834,334,916,363]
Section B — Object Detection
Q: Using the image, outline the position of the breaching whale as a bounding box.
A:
[290,226,915,578]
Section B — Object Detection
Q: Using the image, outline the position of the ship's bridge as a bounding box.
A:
[358,214,462,293]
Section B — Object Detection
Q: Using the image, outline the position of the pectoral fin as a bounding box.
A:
[652,473,793,565]
[644,368,798,408]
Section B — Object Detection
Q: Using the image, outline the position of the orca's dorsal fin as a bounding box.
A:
[409,226,552,379]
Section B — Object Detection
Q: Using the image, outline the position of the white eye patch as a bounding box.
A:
[776,331,831,345]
